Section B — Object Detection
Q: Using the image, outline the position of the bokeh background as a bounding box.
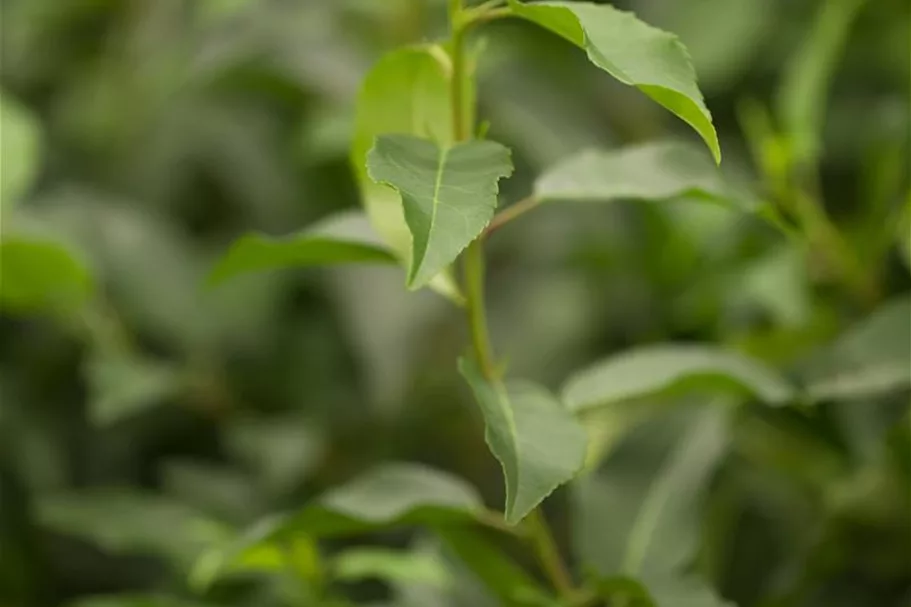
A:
[1,0,909,606]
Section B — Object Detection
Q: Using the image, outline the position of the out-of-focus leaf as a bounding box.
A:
[0,93,41,213]
[352,45,465,300]
[899,193,911,272]
[778,0,868,166]
[733,244,812,327]
[207,211,396,286]
[507,1,720,162]
[0,237,93,314]
[193,463,483,587]
[575,407,729,576]
[561,344,795,412]
[161,460,259,523]
[800,295,911,401]
[37,490,230,569]
[534,142,746,209]
[86,351,183,426]
[367,135,513,289]
[67,596,214,607]
[459,358,587,524]
[331,547,453,587]
[597,574,733,607]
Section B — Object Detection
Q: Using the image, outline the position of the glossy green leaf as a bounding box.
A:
[800,295,911,401]
[367,135,513,289]
[207,211,396,286]
[352,45,467,300]
[561,344,796,412]
[193,463,483,587]
[598,574,733,607]
[0,93,41,212]
[507,1,720,163]
[535,142,740,207]
[331,547,453,587]
[575,407,729,576]
[459,358,587,524]
[0,237,93,314]
[778,0,867,166]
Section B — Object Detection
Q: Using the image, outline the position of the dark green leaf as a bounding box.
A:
[207,211,396,286]
[367,135,513,289]
[0,237,93,315]
[459,358,587,524]
[800,295,911,401]
[507,1,720,162]
[66,596,214,607]
[561,344,796,412]
[597,574,733,607]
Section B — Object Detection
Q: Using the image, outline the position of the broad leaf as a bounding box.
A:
[800,295,911,401]
[193,463,483,587]
[598,574,734,607]
[0,237,93,315]
[352,46,468,299]
[207,211,396,286]
[561,344,796,412]
[0,93,41,213]
[535,142,741,207]
[367,135,513,289]
[459,358,587,524]
[575,407,729,576]
[507,1,720,163]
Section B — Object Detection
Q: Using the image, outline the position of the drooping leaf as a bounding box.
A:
[207,211,396,286]
[193,463,483,587]
[574,407,730,577]
[331,546,453,587]
[37,490,230,570]
[459,358,587,525]
[561,344,796,412]
[778,0,867,166]
[597,574,734,607]
[535,142,740,207]
[800,295,911,401]
[367,135,513,289]
[352,45,467,300]
[507,1,720,163]
[0,93,41,213]
[0,237,93,315]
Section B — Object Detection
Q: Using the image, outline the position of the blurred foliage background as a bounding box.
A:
[0,0,909,606]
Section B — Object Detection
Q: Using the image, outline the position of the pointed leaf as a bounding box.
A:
[800,295,911,401]
[561,344,796,412]
[459,358,587,524]
[352,45,467,300]
[193,463,483,587]
[207,211,396,286]
[507,1,720,162]
[575,407,729,576]
[367,135,513,289]
[535,142,746,209]
[0,237,93,315]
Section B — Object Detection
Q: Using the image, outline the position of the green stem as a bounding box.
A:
[485,195,541,235]
[526,509,576,600]
[464,239,496,377]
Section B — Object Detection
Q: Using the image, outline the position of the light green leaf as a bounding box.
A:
[598,574,734,607]
[193,463,483,588]
[534,142,743,208]
[207,211,396,286]
[0,237,93,315]
[800,295,911,401]
[507,1,720,163]
[575,407,729,576]
[778,0,867,166]
[38,490,230,570]
[0,93,41,213]
[561,344,796,412]
[86,351,183,426]
[352,45,467,300]
[367,135,513,289]
[459,358,587,525]
[331,547,453,588]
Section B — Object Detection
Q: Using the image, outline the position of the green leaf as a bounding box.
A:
[207,211,396,286]
[561,344,796,412]
[597,574,733,607]
[574,407,729,577]
[0,93,41,213]
[778,0,867,166]
[367,135,513,289]
[0,237,93,315]
[86,351,183,426]
[193,463,483,587]
[800,295,911,401]
[507,1,720,163]
[331,547,453,587]
[67,596,214,607]
[534,142,744,208]
[352,45,468,300]
[458,358,587,524]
